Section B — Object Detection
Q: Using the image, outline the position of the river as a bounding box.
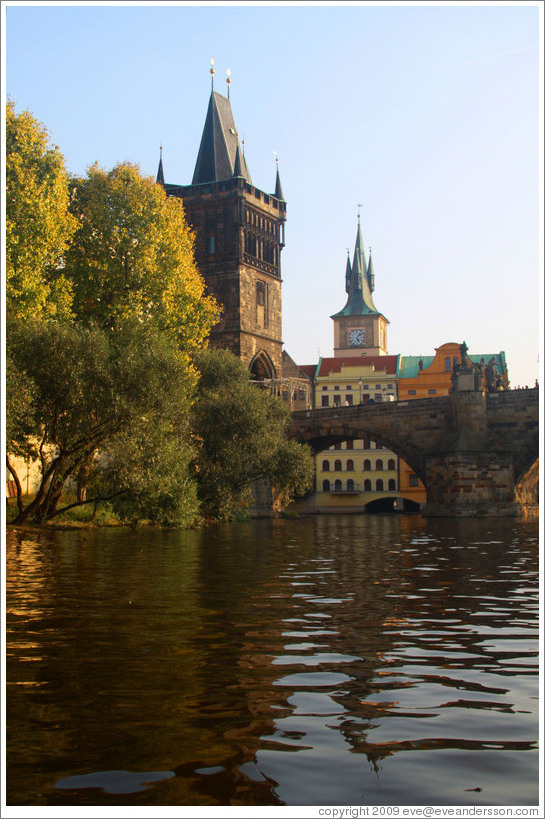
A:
[5,514,540,808]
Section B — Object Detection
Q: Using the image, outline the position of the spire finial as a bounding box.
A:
[242,133,245,156]
[226,68,231,99]
[210,58,215,90]
[357,203,363,223]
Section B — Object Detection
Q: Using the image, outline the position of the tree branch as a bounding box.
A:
[49,489,127,519]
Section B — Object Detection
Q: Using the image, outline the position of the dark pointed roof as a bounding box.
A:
[367,250,375,293]
[274,165,284,201]
[345,252,352,294]
[156,148,165,186]
[233,143,243,178]
[192,90,251,185]
[331,220,380,318]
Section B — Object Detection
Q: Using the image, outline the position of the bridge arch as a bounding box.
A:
[290,390,539,517]
[293,420,427,485]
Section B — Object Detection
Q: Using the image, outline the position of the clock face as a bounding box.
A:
[349,328,365,346]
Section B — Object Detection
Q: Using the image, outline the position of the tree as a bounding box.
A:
[64,161,220,348]
[6,317,200,527]
[6,100,77,320]
[191,349,314,521]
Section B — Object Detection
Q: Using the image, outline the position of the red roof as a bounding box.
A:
[298,364,318,379]
[316,355,398,377]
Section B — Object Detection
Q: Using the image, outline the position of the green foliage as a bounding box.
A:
[191,349,314,521]
[64,162,220,347]
[6,317,199,526]
[6,100,77,320]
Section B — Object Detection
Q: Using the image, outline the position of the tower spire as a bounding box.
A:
[273,152,284,201]
[233,142,243,178]
[156,144,165,186]
[192,80,252,184]
[345,248,352,294]
[331,217,377,319]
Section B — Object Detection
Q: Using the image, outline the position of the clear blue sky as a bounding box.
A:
[3,1,542,388]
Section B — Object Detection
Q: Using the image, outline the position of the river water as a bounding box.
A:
[5,515,540,808]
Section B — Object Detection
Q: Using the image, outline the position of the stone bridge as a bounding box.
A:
[290,388,540,517]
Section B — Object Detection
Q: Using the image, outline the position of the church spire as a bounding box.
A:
[156,145,165,186]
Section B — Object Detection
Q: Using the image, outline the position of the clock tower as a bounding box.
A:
[331,215,389,357]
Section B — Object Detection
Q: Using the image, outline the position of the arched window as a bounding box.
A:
[334,479,342,491]
[364,479,372,491]
[363,459,372,471]
[375,459,383,471]
[334,460,342,472]
[376,479,384,491]
[388,479,397,491]
[322,460,330,472]
[322,479,331,492]
[388,459,396,471]
[346,459,354,472]
[445,356,451,372]
[346,479,355,492]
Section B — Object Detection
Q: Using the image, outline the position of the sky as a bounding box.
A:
[3,0,543,388]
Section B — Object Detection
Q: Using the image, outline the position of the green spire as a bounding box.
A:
[331,217,378,318]
[345,250,352,294]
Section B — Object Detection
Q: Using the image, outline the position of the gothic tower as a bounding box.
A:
[331,215,389,357]
[157,67,286,382]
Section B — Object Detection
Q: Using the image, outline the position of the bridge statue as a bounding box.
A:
[290,388,539,518]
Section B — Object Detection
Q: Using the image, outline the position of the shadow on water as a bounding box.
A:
[5,515,540,806]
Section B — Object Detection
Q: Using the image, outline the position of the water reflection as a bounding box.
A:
[6,515,539,806]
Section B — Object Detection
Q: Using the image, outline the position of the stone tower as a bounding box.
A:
[158,69,286,381]
[331,215,389,357]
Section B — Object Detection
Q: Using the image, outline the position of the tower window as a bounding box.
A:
[209,235,215,254]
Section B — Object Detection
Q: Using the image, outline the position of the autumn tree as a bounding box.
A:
[6,100,77,320]
[64,161,219,347]
[191,349,314,521]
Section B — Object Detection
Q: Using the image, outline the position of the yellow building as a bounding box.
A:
[308,355,423,513]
